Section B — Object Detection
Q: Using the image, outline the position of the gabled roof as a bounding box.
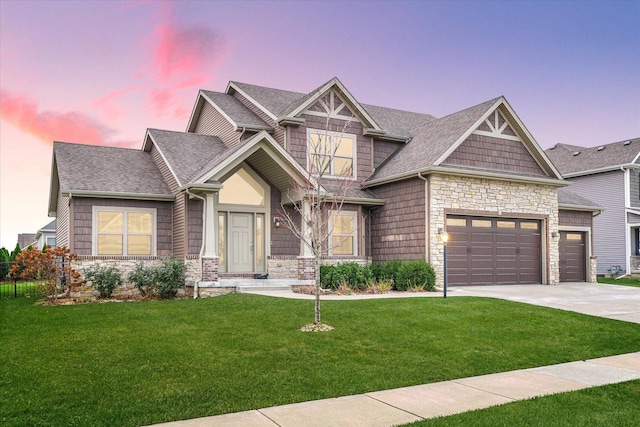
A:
[186,90,271,133]
[225,79,431,139]
[367,96,563,185]
[144,129,228,187]
[52,142,172,196]
[35,220,56,240]
[545,138,640,177]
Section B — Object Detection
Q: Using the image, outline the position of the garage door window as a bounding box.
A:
[472,219,492,228]
[497,220,515,228]
[520,222,539,230]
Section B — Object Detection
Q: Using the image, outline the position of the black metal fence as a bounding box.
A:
[0,262,42,298]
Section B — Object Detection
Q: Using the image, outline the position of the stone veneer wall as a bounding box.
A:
[588,256,598,283]
[268,256,298,279]
[429,174,559,285]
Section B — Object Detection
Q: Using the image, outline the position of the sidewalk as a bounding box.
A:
[150,351,640,427]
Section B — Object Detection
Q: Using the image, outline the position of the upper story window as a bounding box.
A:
[46,236,56,247]
[92,206,156,256]
[307,130,356,178]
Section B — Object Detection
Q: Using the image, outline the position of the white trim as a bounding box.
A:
[287,78,382,130]
[328,210,358,256]
[91,206,157,256]
[557,227,593,280]
[307,129,357,180]
[145,131,183,187]
[625,168,632,274]
[200,92,239,130]
[226,82,278,121]
[561,163,638,178]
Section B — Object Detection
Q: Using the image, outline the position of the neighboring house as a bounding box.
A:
[35,220,57,249]
[48,77,600,288]
[17,233,36,250]
[546,138,640,276]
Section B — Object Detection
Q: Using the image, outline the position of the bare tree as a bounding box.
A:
[279,115,355,329]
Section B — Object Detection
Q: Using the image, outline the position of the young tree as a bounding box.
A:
[279,114,355,330]
[10,246,85,302]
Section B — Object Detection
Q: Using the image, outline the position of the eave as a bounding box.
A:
[562,163,639,178]
[363,166,568,189]
[60,190,174,201]
[559,203,604,215]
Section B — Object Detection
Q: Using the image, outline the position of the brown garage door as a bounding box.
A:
[446,215,542,286]
[559,231,586,282]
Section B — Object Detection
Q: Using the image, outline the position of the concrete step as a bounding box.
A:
[236,285,293,293]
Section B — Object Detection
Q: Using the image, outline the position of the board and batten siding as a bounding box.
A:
[370,178,426,261]
[71,197,172,257]
[629,169,640,209]
[56,191,70,248]
[193,101,241,148]
[566,170,625,274]
[150,145,183,257]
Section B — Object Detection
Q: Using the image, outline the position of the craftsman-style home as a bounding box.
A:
[48,78,601,289]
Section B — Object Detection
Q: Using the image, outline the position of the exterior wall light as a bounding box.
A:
[551,231,559,240]
[274,217,281,228]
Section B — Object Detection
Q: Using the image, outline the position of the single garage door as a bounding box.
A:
[446,215,542,286]
[559,231,586,282]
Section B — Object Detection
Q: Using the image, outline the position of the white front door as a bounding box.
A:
[229,213,253,273]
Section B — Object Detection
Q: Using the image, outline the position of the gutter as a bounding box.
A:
[562,163,638,178]
[184,188,207,299]
[61,190,174,201]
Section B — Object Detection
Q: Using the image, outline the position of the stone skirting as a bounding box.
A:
[202,256,219,281]
[588,256,597,283]
[268,257,299,279]
[297,256,316,281]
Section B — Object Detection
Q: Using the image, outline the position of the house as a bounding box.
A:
[546,138,640,276]
[35,220,57,249]
[17,233,36,250]
[48,78,601,291]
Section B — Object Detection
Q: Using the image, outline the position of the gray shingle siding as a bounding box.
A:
[630,170,640,208]
[71,197,172,257]
[370,178,425,261]
[151,145,183,257]
[566,170,626,274]
[270,187,300,257]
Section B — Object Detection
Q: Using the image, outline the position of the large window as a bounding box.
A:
[219,167,265,206]
[93,207,155,256]
[329,211,357,256]
[308,130,356,178]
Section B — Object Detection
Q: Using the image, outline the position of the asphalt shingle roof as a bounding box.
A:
[557,187,600,209]
[54,142,172,196]
[370,97,501,181]
[147,129,228,186]
[200,91,271,129]
[545,138,640,176]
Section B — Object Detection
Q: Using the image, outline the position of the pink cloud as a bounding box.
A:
[0,90,133,147]
[91,85,145,120]
[144,12,230,116]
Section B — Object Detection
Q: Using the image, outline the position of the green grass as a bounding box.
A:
[1,295,639,426]
[404,379,640,426]
[0,281,42,298]
[598,276,640,288]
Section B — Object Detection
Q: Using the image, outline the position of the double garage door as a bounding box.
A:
[446,215,542,286]
[445,215,587,285]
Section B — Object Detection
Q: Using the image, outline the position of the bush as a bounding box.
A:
[320,262,372,290]
[128,261,154,297]
[85,265,122,298]
[153,257,187,299]
[394,260,436,291]
[0,247,10,279]
[128,257,187,299]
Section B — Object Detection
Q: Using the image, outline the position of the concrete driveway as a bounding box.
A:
[450,282,640,324]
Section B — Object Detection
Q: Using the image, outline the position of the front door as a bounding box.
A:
[229,213,253,273]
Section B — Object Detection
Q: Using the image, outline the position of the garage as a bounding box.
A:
[445,215,542,286]
[559,231,586,282]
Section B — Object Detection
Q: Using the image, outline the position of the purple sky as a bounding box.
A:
[1,0,639,249]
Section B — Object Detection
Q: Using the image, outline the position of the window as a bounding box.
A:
[93,207,155,256]
[46,236,56,247]
[329,211,357,256]
[219,167,265,206]
[308,130,356,178]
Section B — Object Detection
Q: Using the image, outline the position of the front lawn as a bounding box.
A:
[404,379,640,426]
[1,295,639,426]
[598,276,640,288]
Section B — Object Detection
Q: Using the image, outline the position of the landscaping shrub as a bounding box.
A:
[320,262,372,290]
[394,260,436,291]
[0,247,10,279]
[85,265,122,298]
[128,261,154,297]
[127,257,187,299]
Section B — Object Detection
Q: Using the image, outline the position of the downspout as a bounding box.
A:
[68,193,73,253]
[623,165,631,278]
[417,173,429,261]
[185,188,206,298]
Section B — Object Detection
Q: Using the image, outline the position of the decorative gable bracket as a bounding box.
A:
[472,110,519,141]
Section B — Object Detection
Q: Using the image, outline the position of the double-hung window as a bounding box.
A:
[329,211,357,256]
[93,207,156,256]
[308,130,356,178]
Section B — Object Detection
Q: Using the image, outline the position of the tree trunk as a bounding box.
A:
[314,251,321,324]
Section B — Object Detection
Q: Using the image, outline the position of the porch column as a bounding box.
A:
[202,192,219,282]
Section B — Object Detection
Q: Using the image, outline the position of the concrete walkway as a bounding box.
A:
[151,352,640,427]
[148,283,640,426]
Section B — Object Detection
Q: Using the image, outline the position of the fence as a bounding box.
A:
[0,262,42,298]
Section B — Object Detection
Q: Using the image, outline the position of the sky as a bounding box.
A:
[0,0,639,249]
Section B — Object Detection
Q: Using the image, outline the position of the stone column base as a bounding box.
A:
[297,256,315,281]
[202,256,219,282]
